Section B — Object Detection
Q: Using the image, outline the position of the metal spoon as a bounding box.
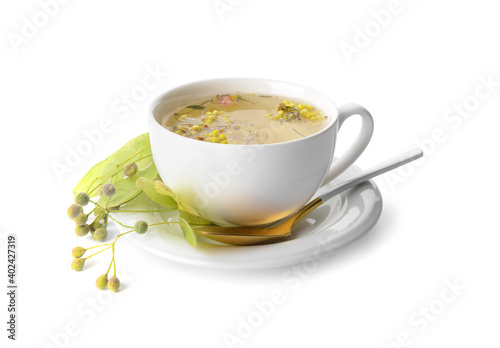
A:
[194,149,423,246]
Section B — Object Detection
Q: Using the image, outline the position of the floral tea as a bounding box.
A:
[159,93,328,145]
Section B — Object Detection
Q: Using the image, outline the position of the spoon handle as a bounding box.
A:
[319,148,423,203]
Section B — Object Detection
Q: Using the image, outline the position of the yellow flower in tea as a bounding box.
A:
[163,93,328,145]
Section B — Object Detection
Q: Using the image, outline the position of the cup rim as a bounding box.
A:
[149,77,339,147]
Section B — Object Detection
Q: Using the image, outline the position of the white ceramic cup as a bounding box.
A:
[149,78,374,226]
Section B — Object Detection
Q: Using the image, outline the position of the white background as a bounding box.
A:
[1,0,499,347]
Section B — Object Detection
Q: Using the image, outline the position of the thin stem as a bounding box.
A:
[117,230,134,237]
[105,193,111,210]
[106,255,113,275]
[85,243,112,251]
[90,212,102,226]
[107,214,134,229]
[110,209,176,213]
[112,246,116,276]
[149,221,180,227]
[84,246,112,260]
[89,200,107,212]
[91,198,139,229]
[90,200,175,215]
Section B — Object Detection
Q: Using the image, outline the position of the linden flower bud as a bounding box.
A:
[102,183,116,196]
[134,220,148,234]
[67,204,83,220]
[123,163,138,177]
[93,227,108,242]
[72,247,85,258]
[96,274,108,290]
[74,192,90,206]
[90,220,102,235]
[108,276,120,292]
[74,214,88,226]
[71,258,85,271]
[75,224,90,237]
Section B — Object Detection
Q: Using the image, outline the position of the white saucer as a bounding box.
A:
[111,164,383,269]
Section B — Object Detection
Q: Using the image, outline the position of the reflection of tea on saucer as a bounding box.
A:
[159,93,328,145]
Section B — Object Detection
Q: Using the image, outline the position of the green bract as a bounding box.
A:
[179,210,212,226]
[73,133,154,197]
[69,133,221,292]
[96,162,158,209]
[137,177,211,226]
[155,180,211,225]
[73,133,154,196]
[179,217,197,247]
[136,177,178,209]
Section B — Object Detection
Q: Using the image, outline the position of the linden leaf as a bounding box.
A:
[179,217,197,247]
[179,210,212,226]
[136,177,178,209]
[73,133,152,197]
[96,161,158,208]
[153,181,178,203]
[186,105,205,110]
[154,181,211,225]
[97,177,141,209]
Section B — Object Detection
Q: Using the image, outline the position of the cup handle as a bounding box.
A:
[321,103,374,185]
